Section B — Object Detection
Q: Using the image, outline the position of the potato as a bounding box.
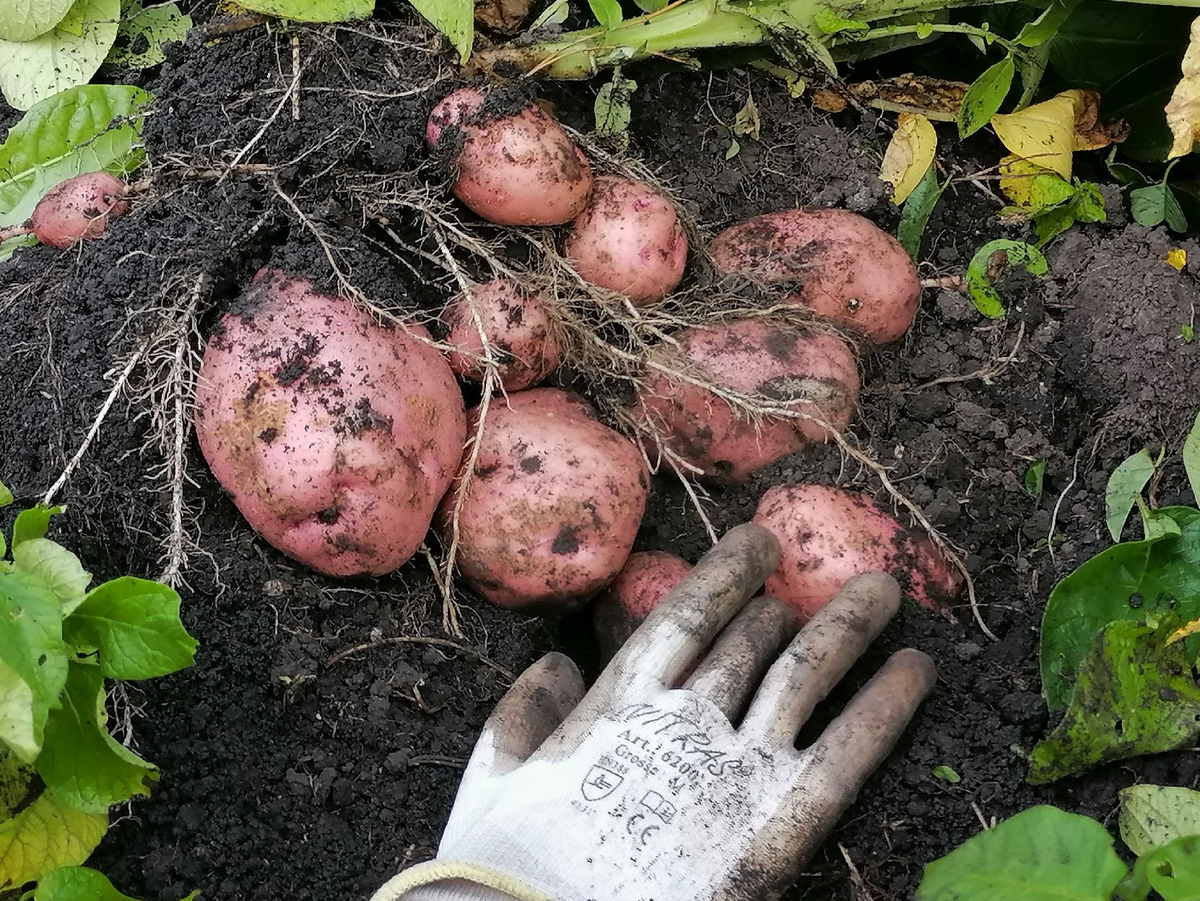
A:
[30,172,129,249]
[564,176,687,304]
[442,278,561,391]
[438,387,650,611]
[194,269,467,577]
[592,551,691,661]
[753,483,961,621]
[427,87,593,226]
[709,208,921,345]
[635,319,859,483]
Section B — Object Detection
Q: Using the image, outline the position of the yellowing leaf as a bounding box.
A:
[880,112,937,205]
[1062,89,1129,152]
[1169,248,1188,270]
[0,788,107,888]
[991,93,1075,180]
[998,155,1075,209]
[1165,16,1200,160]
[1168,616,1200,644]
[733,93,761,141]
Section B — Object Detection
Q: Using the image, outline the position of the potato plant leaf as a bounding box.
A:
[1165,17,1200,160]
[237,0,373,21]
[0,85,150,234]
[33,866,202,901]
[1040,507,1200,710]
[1106,449,1156,542]
[0,783,106,889]
[965,239,1047,319]
[11,540,91,616]
[1028,617,1200,783]
[897,163,944,259]
[916,805,1128,900]
[1185,412,1200,505]
[594,69,637,150]
[587,0,621,30]
[991,93,1075,181]
[1015,0,1082,48]
[11,506,63,549]
[0,483,12,509]
[880,113,936,205]
[1120,785,1200,857]
[0,0,77,42]
[404,0,472,61]
[1132,182,1189,233]
[958,55,1014,139]
[1129,834,1200,900]
[1025,459,1047,502]
[0,0,121,111]
[106,1,192,69]
[61,577,198,680]
[0,573,70,762]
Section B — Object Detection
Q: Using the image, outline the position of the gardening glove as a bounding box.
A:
[371,523,936,901]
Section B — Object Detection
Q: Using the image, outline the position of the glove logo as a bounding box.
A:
[581,763,625,801]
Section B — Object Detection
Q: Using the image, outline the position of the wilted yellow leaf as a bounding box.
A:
[1062,89,1129,151]
[1169,248,1188,270]
[998,156,1075,209]
[1168,616,1200,644]
[216,0,251,13]
[991,94,1075,180]
[880,113,937,204]
[1166,16,1200,160]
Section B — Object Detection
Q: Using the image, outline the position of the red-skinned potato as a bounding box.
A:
[565,176,687,305]
[195,269,467,577]
[438,388,650,611]
[593,551,691,661]
[29,172,129,249]
[443,278,561,391]
[709,208,921,345]
[427,87,593,226]
[753,483,961,622]
[635,319,860,483]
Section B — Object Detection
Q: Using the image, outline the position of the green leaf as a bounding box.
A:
[0,785,107,889]
[1142,503,1184,542]
[34,868,137,901]
[813,9,868,35]
[1184,412,1200,506]
[106,1,191,69]
[587,0,621,29]
[897,164,945,260]
[62,577,197,680]
[237,0,373,22]
[0,483,12,509]
[1120,785,1200,856]
[403,0,472,60]
[1132,182,1188,233]
[1040,508,1200,710]
[1024,459,1046,502]
[931,765,960,784]
[1033,207,1075,247]
[1184,324,1196,344]
[0,0,122,111]
[1131,834,1200,901]
[916,805,1128,901]
[594,69,637,150]
[630,0,666,12]
[1072,183,1106,223]
[36,661,156,812]
[1015,0,1082,48]
[0,0,76,41]
[0,85,150,233]
[1106,449,1156,542]
[11,540,91,617]
[958,55,1014,139]
[12,506,63,550]
[966,240,1048,320]
[1028,618,1200,783]
[0,572,70,761]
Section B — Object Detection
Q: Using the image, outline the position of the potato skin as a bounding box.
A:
[438,388,650,611]
[443,279,561,391]
[753,483,961,621]
[427,87,593,227]
[194,269,467,577]
[31,172,129,249]
[636,319,860,483]
[593,551,691,661]
[565,176,687,305]
[709,208,921,345]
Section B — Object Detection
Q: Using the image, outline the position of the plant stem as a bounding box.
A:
[0,224,33,243]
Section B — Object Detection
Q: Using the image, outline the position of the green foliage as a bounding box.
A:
[588,0,623,30]
[0,0,77,43]
[0,496,197,887]
[1128,835,1200,901]
[965,240,1048,319]
[1105,448,1157,542]
[931,765,960,784]
[107,1,192,70]
[958,55,1013,139]
[237,0,374,22]
[1119,785,1200,857]
[594,69,637,150]
[0,0,120,110]
[1024,459,1046,503]
[29,866,200,900]
[897,164,945,260]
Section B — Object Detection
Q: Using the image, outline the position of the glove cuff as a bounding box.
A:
[370,860,548,901]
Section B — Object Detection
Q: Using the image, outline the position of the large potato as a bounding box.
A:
[438,388,650,611]
[753,483,961,621]
[443,278,561,391]
[195,269,467,576]
[709,208,921,345]
[635,318,859,483]
[427,87,593,226]
[564,176,687,305]
[592,550,691,661]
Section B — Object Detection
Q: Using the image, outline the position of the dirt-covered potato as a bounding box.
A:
[30,172,129,249]
[634,319,860,483]
[709,208,921,345]
[592,550,691,661]
[753,483,961,621]
[438,387,650,611]
[426,87,593,226]
[564,176,687,304]
[194,269,467,577]
[442,278,561,391]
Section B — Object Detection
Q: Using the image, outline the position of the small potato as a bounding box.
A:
[443,278,561,391]
[709,208,921,345]
[565,176,687,305]
[31,172,129,249]
[635,319,860,483]
[753,483,961,621]
[427,87,593,227]
[195,269,467,576]
[438,387,650,611]
[593,551,691,661]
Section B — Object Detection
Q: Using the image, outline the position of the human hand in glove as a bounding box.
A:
[373,523,936,901]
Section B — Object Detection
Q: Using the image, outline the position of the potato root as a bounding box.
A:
[195,269,467,576]
[443,279,561,391]
[592,550,692,661]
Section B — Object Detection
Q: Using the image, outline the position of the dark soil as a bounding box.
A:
[3,7,1200,900]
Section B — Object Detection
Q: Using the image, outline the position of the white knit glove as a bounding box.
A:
[373,523,936,901]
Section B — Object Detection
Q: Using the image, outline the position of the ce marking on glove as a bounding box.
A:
[626,790,678,847]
